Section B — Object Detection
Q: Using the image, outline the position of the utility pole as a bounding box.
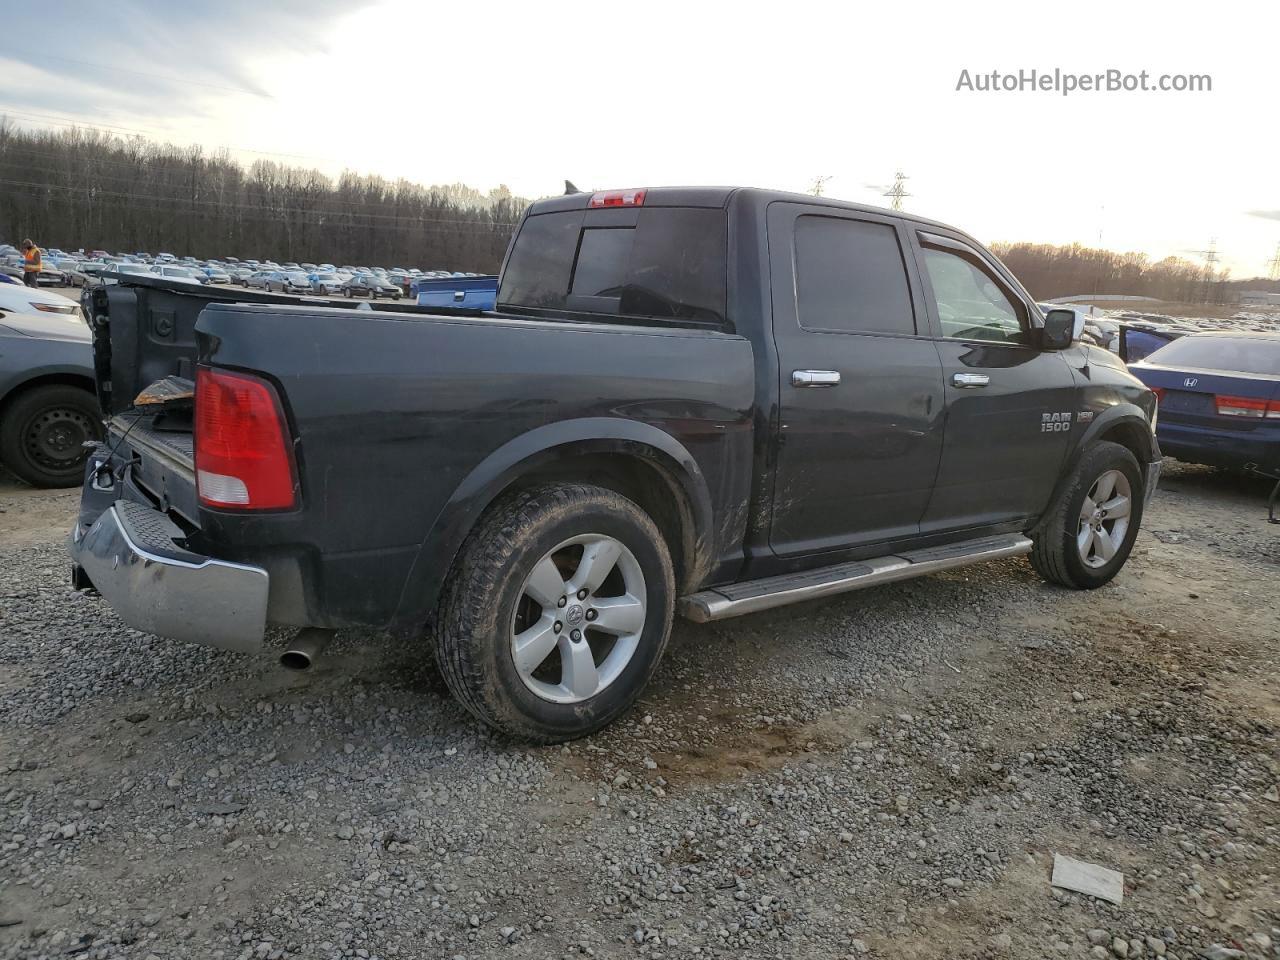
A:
[809,175,831,197]
[1195,238,1220,304]
[882,170,910,211]
[1267,241,1280,282]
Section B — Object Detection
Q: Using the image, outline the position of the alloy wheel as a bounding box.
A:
[510,534,647,704]
[1076,469,1132,569]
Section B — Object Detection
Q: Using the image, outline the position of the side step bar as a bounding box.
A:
[679,534,1033,623]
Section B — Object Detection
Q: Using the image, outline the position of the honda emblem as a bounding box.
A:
[1184,377,1198,388]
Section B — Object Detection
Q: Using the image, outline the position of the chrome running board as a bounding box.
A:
[679,534,1032,623]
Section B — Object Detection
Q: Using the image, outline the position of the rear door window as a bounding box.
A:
[793,216,916,336]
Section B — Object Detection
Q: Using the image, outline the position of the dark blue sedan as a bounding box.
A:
[1129,331,1280,473]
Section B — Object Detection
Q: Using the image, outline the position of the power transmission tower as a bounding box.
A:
[883,170,911,211]
[1195,238,1220,304]
[809,175,832,197]
[1267,241,1280,282]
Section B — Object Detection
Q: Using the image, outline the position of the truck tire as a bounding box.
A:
[0,384,102,488]
[1031,440,1144,589]
[435,483,675,742]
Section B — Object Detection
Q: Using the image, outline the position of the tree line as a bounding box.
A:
[0,120,530,271]
[2,119,1270,301]
[988,240,1247,304]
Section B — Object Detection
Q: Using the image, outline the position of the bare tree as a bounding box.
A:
[0,120,529,270]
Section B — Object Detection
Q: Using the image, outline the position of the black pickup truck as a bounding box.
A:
[70,186,1160,741]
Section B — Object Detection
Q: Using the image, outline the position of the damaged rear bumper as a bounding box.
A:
[1143,458,1161,503]
[69,499,268,654]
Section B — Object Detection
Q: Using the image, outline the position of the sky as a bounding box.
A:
[3,0,1279,277]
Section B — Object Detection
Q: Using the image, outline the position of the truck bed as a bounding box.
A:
[81,281,757,633]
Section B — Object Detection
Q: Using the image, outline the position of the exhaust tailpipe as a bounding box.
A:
[280,628,336,671]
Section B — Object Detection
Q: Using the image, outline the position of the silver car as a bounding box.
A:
[309,272,346,296]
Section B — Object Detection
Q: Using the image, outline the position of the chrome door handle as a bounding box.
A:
[792,369,841,388]
[952,373,990,388]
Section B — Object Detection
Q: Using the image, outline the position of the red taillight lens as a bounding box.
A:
[1214,394,1268,418]
[588,188,646,208]
[195,367,298,510]
[1150,387,1165,403]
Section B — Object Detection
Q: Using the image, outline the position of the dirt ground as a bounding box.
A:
[1,463,1278,960]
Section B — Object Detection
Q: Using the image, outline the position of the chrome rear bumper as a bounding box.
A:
[69,500,268,654]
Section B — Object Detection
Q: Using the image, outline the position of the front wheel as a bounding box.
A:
[1031,441,1145,589]
[435,483,675,742]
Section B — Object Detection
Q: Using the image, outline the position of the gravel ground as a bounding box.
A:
[1,462,1277,960]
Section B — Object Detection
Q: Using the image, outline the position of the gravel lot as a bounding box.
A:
[1,462,1277,960]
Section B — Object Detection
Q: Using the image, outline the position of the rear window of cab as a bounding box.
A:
[498,207,727,327]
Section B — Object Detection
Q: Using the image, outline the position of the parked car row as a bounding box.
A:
[0,242,484,298]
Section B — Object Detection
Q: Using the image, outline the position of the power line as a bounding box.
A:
[883,170,911,211]
[0,158,519,217]
[0,108,347,166]
[0,111,524,207]
[1195,237,1221,304]
[0,178,519,234]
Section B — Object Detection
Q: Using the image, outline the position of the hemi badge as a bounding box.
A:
[1076,411,1095,423]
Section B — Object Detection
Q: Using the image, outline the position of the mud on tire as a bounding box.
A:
[434,483,675,742]
[1031,440,1145,590]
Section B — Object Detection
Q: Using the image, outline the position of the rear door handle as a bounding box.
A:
[792,369,841,388]
[952,373,990,388]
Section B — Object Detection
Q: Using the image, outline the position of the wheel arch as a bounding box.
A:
[393,418,716,631]
[1032,403,1155,536]
[0,369,98,419]
[1081,403,1158,466]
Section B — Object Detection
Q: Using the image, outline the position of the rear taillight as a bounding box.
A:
[1214,394,1271,419]
[195,367,298,510]
[588,189,646,208]
[1150,387,1165,403]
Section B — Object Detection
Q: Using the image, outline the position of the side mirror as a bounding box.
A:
[1041,309,1076,349]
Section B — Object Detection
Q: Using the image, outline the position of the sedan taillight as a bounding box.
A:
[1214,395,1280,419]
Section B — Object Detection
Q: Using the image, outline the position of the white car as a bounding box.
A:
[105,263,155,283]
[153,265,205,285]
[0,282,83,320]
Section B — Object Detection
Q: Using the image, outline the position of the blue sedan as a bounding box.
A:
[1129,331,1280,473]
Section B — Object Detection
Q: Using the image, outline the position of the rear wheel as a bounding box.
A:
[1031,441,1144,589]
[0,384,102,488]
[435,483,675,741]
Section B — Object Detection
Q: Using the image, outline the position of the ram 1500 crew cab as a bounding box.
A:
[70,187,1160,740]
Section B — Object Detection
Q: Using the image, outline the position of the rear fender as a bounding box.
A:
[392,417,714,630]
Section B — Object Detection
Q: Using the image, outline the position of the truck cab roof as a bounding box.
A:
[532,185,966,236]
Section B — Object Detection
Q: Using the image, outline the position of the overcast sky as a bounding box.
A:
[3,0,1278,276]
